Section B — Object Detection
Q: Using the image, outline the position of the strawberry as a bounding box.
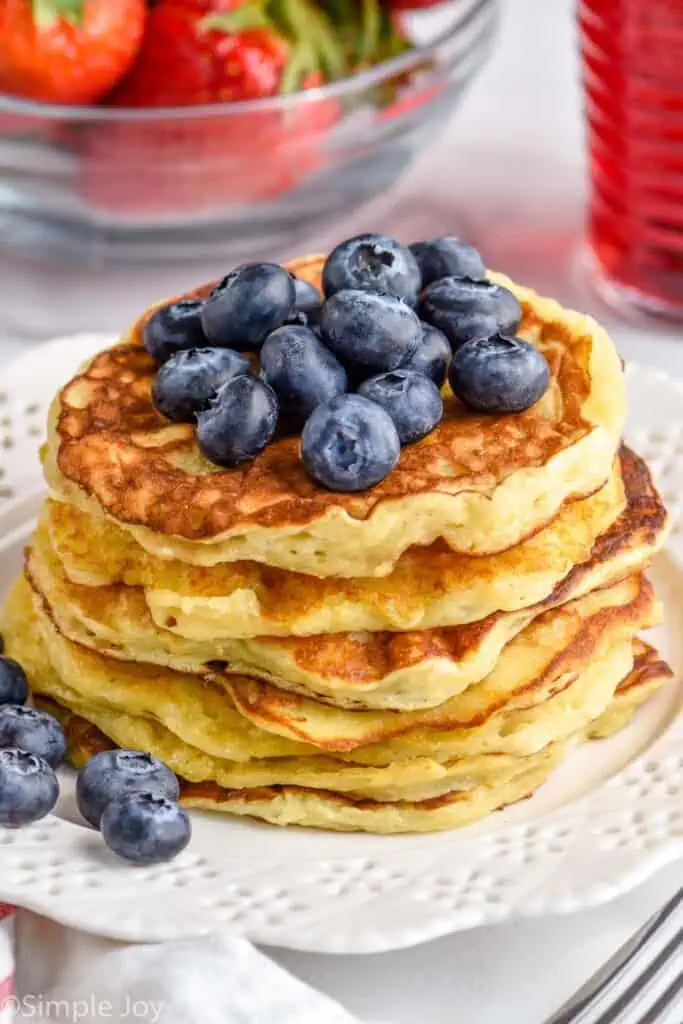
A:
[78,0,411,215]
[110,2,292,107]
[0,0,147,105]
[80,0,342,214]
[79,87,341,215]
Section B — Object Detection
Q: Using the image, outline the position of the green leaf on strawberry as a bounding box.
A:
[278,0,344,86]
[358,0,381,64]
[203,0,408,94]
[32,0,87,29]
[205,0,345,94]
[201,7,273,34]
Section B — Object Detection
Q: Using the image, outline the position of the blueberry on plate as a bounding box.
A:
[301,394,400,492]
[76,749,180,829]
[0,706,66,768]
[143,299,207,365]
[420,277,522,350]
[261,325,347,428]
[0,657,29,707]
[197,375,278,468]
[0,749,59,828]
[320,291,423,374]
[323,234,422,306]
[292,276,322,319]
[201,263,295,350]
[152,347,251,423]
[401,325,451,386]
[359,370,443,445]
[409,236,486,286]
[448,334,550,414]
[101,794,191,865]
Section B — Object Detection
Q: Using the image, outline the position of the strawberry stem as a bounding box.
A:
[280,39,317,93]
[32,0,85,29]
[358,0,381,64]
[278,0,343,83]
[202,8,273,33]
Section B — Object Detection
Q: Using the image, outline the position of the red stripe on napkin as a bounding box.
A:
[0,975,13,1007]
[0,907,12,922]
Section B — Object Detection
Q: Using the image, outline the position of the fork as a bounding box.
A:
[546,886,683,1024]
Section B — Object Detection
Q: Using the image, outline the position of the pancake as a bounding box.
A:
[1,573,657,769]
[40,687,564,801]
[44,458,626,638]
[588,640,674,739]
[38,643,673,832]
[54,703,567,834]
[24,628,544,801]
[30,448,667,711]
[28,643,671,803]
[2,576,315,763]
[220,575,658,752]
[47,447,659,643]
[43,259,626,577]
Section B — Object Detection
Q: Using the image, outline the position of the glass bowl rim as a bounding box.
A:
[0,0,494,121]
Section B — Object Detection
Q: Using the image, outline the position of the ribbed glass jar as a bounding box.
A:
[580,0,683,317]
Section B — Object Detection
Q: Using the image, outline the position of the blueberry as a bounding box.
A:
[0,658,29,707]
[101,794,191,865]
[261,326,347,428]
[201,263,295,350]
[143,299,207,365]
[320,291,422,374]
[76,749,180,829]
[359,370,443,445]
[197,375,278,467]
[0,749,58,828]
[448,334,550,414]
[0,706,66,768]
[420,277,522,350]
[323,234,422,306]
[292,276,322,318]
[401,325,451,386]
[152,347,251,423]
[410,236,486,286]
[301,394,400,492]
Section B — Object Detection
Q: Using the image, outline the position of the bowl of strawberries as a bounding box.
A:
[0,0,497,261]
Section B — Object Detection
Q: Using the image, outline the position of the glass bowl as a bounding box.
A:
[0,0,497,265]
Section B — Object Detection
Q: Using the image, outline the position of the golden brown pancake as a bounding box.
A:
[219,575,658,752]
[43,457,626,639]
[47,446,665,643]
[43,260,626,576]
[3,572,658,771]
[38,642,673,833]
[30,447,667,712]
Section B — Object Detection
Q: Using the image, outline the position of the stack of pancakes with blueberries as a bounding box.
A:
[1,234,674,833]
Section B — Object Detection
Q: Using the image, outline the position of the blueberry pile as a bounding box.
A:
[145,234,550,492]
[0,642,190,865]
[0,654,62,829]
[77,750,190,865]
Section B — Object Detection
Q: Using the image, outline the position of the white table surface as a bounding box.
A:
[1,1,682,1022]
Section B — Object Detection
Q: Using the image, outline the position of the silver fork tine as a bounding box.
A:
[593,927,682,1024]
[546,887,683,1024]
[637,972,683,1024]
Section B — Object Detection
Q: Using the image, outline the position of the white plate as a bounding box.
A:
[0,337,681,954]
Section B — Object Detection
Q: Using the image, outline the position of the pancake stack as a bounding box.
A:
[0,257,674,833]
